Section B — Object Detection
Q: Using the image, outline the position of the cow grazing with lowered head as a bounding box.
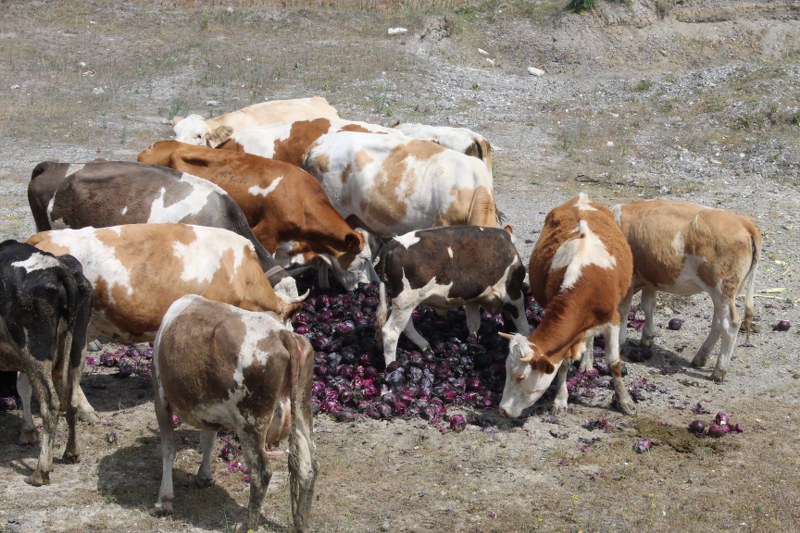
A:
[390,121,493,174]
[152,295,317,532]
[172,96,339,147]
[0,240,93,485]
[216,117,401,167]
[498,193,636,418]
[137,140,374,291]
[375,226,530,365]
[303,131,498,239]
[26,223,305,425]
[27,160,298,298]
[610,199,761,382]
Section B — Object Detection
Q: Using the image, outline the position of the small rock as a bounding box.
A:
[478,48,489,56]
[387,27,407,35]
[93,87,105,95]
[527,66,545,77]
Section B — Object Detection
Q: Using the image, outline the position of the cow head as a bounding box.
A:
[497,332,561,419]
[317,228,375,291]
[172,114,210,146]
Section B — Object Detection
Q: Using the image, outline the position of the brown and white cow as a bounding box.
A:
[0,240,93,485]
[216,117,401,167]
[152,295,317,532]
[26,223,304,423]
[172,96,339,147]
[27,160,298,298]
[303,131,498,239]
[498,193,636,418]
[390,121,493,174]
[611,199,761,382]
[375,226,530,365]
[137,140,374,290]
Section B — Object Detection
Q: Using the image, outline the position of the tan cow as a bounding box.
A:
[173,96,339,147]
[26,223,303,423]
[303,131,498,239]
[390,121,493,174]
[498,193,635,418]
[153,295,317,532]
[216,117,401,167]
[611,199,761,382]
[137,140,375,290]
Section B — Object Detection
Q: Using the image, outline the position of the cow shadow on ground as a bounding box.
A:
[96,433,290,532]
[80,370,154,413]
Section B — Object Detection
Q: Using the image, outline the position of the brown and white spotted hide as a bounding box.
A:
[0,240,93,486]
[303,131,498,239]
[152,295,317,532]
[26,223,303,424]
[391,122,493,174]
[27,160,297,297]
[612,199,761,382]
[137,140,374,291]
[216,117,401,167]
[498,193,635,418]
[375,226,530,366]
[172,96,340,147]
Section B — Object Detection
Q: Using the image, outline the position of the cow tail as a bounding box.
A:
[375,282,388,348]
[742,226,762,343]
[479,138,493,175]
[285,332,317,530]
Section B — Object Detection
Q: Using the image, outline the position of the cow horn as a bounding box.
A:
[285,289,310,304]
[498,332,515,341]
[519,350,535,363]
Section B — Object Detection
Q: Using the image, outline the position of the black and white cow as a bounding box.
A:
[375,226,531,365]
[27,160,298,298]
[0,240,93,486]
[152,295,317,532]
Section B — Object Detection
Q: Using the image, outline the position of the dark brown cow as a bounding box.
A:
[27,160,298,297]
[153,295,317,532]
[0,240,93,485]
[137,140,374,290]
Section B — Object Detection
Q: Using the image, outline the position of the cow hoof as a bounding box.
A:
[151,504,173,517]
[710,369,726,383]
[196,476,213,488]
[613,395,636,416]
[550,403,569,415]
[25,471,49,487]
[18,429,38,445]
[690,353,709,368]
[78,410,101,424]
[63,451,81,464]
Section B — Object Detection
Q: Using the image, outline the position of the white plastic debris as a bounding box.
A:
[92,87,105,95]
[527,66,545,77]
[485,58,495,66]
[478,48,489,56]
[387,27,408,35]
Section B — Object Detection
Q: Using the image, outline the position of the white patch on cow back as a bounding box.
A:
[231,309,286,385]
[65,164,85,177]
[172,228,247,283]
[574,192,596,211]
[611,204,623,226]
[12,253,63,273]
[147,173,221,223]
[447,246,453,259]
[671,230,684,253]
[551,220,616,290]
[394,232,420,250]
[121,206,128,216]
[248,176,283,198]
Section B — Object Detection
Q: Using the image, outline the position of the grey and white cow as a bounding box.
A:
[0,240,93,486]
[375,226,531,365]
[153,295,317,532]
[27,160,298,298]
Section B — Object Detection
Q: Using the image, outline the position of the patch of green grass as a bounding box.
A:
[565,0,596,13]
[634,79,652,92]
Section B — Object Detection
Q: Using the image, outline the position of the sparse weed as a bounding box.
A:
[634,79,652,92]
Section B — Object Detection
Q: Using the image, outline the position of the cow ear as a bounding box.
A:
[206,125,233,147]
[503,224,514,235]
[345,232,364,253]
[172,115,184,125]
[530,357,555,375]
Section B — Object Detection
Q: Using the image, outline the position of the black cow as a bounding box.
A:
[375,226,531,365]
[0,240,93,485]
[27,160,298,298]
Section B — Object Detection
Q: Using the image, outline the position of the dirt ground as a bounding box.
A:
[1,1,799,532]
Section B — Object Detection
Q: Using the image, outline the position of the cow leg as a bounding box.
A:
[26,369,59,486]
[639,287,658,351]
[239,432,270,533]
[381,304,414,365]
[692,294,724,370]
[196,430,217,487]
[62,354,82,464]
[710,297,741,383]
[401,314,430,353]
[72,383,100,424]
[577,337,594,373]
[618,287,635,347]
[16,372,38,445]
[152,393,176,517]
[288,331,317,532]
[604,323,635,415]
[464,304,481,337]
[551,361,570,414]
